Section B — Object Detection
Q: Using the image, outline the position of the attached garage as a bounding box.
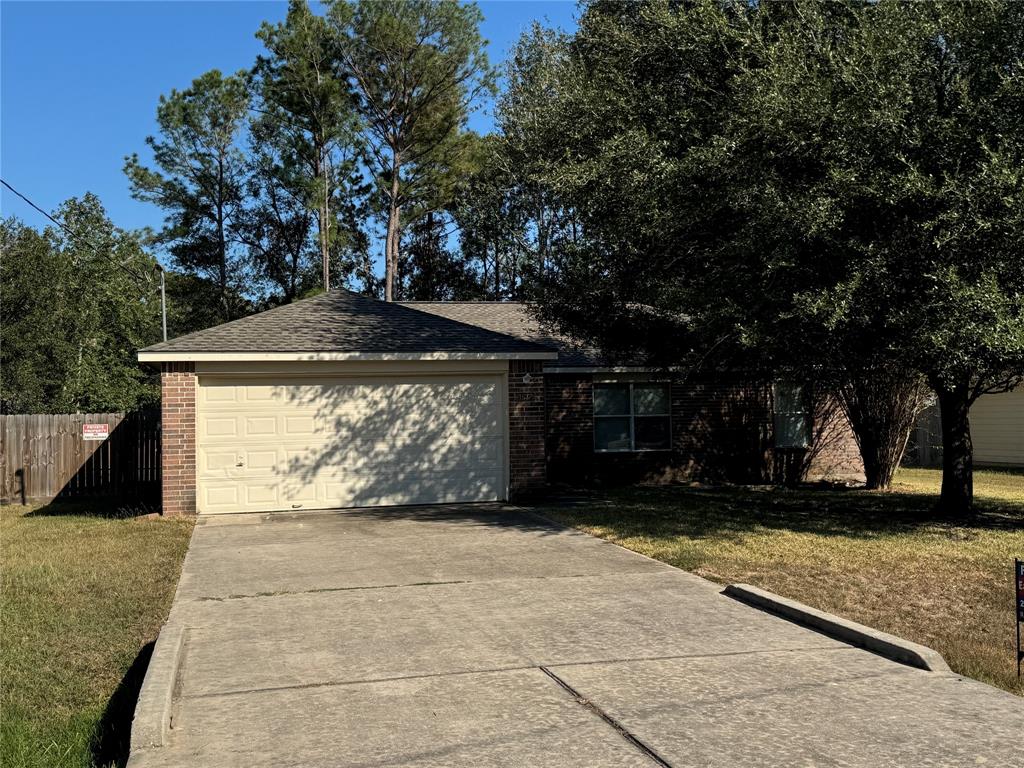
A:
[140,291,555,515]
[195,367,507,514]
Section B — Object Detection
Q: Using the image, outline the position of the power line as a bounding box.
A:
[1,177,160,285]
[3,177,170,341]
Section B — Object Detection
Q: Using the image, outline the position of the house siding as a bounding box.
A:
[160,362,197,516]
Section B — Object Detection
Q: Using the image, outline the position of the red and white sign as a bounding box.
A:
[82,423,110,441]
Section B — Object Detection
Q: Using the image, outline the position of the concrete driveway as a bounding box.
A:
[130,504,1024,767]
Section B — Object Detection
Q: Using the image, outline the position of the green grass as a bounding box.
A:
[1,501,193,768]
[537,467,1024,696]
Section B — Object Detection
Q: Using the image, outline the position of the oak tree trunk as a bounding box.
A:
[935,383,974,515]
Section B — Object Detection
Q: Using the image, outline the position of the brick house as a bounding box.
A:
[139,290,863,516]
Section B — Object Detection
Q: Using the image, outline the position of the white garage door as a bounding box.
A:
[196,374,506,513]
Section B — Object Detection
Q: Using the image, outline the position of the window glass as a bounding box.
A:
[773,381,809,448]
[594,416,632,450]
[633,384,669,415]
[635,416,671,450]
[594,383,630,415]
[594,381,672,451]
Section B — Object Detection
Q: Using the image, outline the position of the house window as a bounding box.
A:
[773,381,810,448]
[593,382,671,452]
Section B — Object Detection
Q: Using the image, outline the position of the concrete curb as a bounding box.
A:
[724,584,952,673]
[129,623,186,756]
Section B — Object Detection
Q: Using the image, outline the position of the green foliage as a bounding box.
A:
[508,0,1024,509]
[252,0,369,296]
[124,69,252,321]
[732,1,1024,398]
[0,197,162,414]
[328,0,497,300]
[518,0,748,361]
[400,210,482,300]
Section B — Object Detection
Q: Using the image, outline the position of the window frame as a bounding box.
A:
[592,381,672,453]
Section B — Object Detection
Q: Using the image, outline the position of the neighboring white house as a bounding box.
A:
[968,388,1024,466]
[913,387,1024,468]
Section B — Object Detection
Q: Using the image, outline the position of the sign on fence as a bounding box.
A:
[0,412,160,504]
[82,423,110,441]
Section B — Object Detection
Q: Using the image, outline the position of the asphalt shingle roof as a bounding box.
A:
[400,301,606,367]
[140,290,556,356]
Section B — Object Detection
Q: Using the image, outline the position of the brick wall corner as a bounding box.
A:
[508,360,546,499]
[160,361,197,516]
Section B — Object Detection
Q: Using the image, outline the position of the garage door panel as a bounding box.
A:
[244,484,280,506]
[203,486,239,509]
[197,374,506,513]
[283,415,317,436]
[202,450,240,472]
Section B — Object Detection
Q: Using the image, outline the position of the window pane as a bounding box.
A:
[773,381,809,448]
[595,416,632,450]
[635,416,671,450]
[594,384,630,415]
[775,412,809,448]
[774,381,803,415]
[634,384,670,415]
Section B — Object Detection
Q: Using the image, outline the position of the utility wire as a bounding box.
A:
[1,177,161,285]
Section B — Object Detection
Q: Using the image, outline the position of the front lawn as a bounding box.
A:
[0,502,194,768]
[537,467,1024,696]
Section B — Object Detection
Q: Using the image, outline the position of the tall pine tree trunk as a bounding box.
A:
[935,382,974,515]
[314,145,331,292]
[384,158,401,302]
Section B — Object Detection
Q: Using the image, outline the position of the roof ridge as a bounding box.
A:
[398,300,526,305]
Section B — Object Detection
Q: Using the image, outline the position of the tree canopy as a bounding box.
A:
[1,196,163,413]
[506,0,1024,511]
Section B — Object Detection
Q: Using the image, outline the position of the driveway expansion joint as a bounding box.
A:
[182,646,857,702]
[539,666,674,768]
[190,579,472,602]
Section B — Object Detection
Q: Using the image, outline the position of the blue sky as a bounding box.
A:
[1,1,577,240]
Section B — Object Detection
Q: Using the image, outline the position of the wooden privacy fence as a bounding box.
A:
[0,411,160,505]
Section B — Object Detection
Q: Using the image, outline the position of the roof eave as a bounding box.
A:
[138,350,558,364]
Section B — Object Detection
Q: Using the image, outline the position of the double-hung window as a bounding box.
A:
[593,382,671,452]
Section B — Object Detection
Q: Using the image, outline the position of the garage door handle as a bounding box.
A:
[235,461,244,467]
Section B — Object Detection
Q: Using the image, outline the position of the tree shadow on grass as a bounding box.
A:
[91,640,155,768]
[536,483,1024,543]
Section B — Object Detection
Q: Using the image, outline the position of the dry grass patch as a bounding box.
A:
[1,501,193,768]
[538,468,1024,696]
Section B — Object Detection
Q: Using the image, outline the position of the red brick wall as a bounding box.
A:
[160,362,197,516]
[805,401,865,483]
[545,373,774,486]
[508,360,546,497]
